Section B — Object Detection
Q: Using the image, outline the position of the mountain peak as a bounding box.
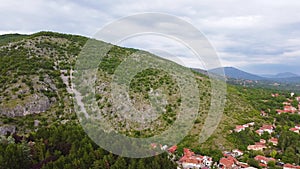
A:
[275,72,299,78]
[209,67,264,80]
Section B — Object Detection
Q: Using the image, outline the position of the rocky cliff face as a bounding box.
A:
[0,94,53,117]
[0,32,82,118]
[0,125,16,135]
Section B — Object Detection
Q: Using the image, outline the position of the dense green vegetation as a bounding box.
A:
[0,122,176,169]
[0,34,28,46]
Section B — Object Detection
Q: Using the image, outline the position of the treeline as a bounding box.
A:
[0,122,177,169]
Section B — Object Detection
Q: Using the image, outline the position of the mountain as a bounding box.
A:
[261,72,300,78]
[208,67,300,87]
[209,67,264,80]
[0,33,261,139]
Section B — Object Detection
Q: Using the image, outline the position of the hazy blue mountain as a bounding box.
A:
[209,67,265,80]
[261,72,300,78]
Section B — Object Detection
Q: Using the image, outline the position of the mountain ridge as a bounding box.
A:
[261,72,300,78]
[208,66,300,84]
[209,67,265,80]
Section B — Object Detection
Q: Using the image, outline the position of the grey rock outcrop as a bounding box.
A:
[0,125,16,135]
[0,94,52,117]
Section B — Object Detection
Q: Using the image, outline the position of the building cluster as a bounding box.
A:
[247,137,278,151]
[163,144,300,169]
[233,122,255,133]
[162,93,300,168]
[178,148,213,169]
[247,139,267,151]
[255,124,275,136]
[276,95,300,114]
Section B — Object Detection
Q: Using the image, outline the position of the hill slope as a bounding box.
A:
[0,32,266,168]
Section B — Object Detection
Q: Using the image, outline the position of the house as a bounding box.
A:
[289,128,299,134]
[219,156,237,169]
[247,145,266,151]
[220,153,250,169]
[256,124,275,136]
[234,122,255,133]
[232,149,243,157]
[284,106,297,113]
[178,148,213,168]
[168,145,177,153]
[283,163,300,169]
[254,155,275,165]
[234,125,246,132]
[268,137,278,146]
[219,155,248,169]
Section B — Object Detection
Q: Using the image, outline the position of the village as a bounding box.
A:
[158,92,300,169]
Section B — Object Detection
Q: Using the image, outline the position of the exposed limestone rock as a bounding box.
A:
[0,125,16,135]
[0,94,52,117]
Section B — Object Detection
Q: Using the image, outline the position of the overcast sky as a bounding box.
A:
[1,0,300,75]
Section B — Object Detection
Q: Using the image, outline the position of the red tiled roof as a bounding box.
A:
[254,155,275,163]
[220,157,234,168]
[284,163,300,169]
[255,142,265,146]
[261,124,274,130]
[259,163,267,167]
[168,145,177,153]
[183,148,194,157]
[179,149,212,165]
[268,137,278,143]
[235,125,245,129]
[290,128,299,132]
[247,145,266,150]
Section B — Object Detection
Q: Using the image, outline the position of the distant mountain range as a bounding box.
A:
[193,67,300,84]
[209,67,264,80]
[261,72,300,79]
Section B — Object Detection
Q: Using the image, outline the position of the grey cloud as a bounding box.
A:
[1,0,300,73]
